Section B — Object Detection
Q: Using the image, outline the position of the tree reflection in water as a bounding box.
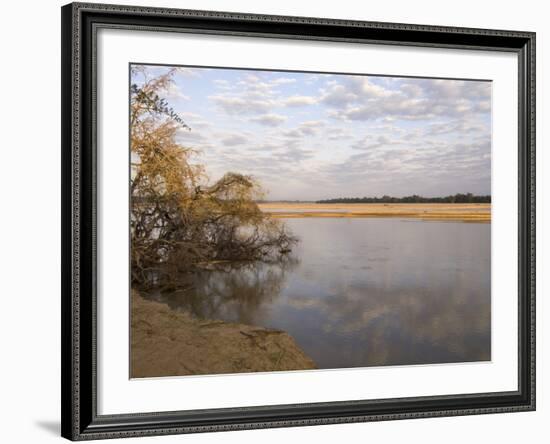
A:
[137,218,492,369]
[140,255,298,326]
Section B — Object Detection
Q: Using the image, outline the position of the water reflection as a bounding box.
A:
[142,218,491,369]
[144,256,299,326]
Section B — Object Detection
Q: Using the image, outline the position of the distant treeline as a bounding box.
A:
[316,193,491,204]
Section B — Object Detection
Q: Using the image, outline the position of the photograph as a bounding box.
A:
[129,64,492,378]
[58,2,537,439]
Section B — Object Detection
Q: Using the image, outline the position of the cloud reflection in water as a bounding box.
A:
[143,218,491,369]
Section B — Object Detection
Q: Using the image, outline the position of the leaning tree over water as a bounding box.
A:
[130,67,296,288]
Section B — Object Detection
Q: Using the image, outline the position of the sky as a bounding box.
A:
[132,64,492,201]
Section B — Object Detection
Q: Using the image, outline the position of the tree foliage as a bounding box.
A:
[130,67,296,289]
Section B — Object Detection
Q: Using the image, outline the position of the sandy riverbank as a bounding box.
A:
[131,291,316,378]
[258,203,491,222]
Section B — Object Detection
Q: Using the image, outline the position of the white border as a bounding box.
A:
[97,28,518,415]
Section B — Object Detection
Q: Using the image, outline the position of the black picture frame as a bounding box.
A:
[61,2,536,440]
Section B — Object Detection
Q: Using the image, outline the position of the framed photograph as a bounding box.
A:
[61,2,536,440]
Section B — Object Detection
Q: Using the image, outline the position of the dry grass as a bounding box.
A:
[258,203,491,223]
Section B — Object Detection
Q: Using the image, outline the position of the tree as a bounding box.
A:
[130,67,297,289]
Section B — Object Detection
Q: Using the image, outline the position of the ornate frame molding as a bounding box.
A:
[61,3,535,440]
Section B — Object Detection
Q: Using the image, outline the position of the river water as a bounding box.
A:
[144,218,491,369]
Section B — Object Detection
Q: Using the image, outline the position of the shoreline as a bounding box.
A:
[258,203,491,223]
[131,291,316,378]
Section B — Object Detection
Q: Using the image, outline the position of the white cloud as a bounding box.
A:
[323,77,491,122]
[271,77,296,85]
[348,77,395,98]
[282,121,325,138]
[209,95,275,115]
[250,114,288,127]
[174,67,201,78]
[176,128,208,143]
[282,95,318,107]
[352,134,401,151]
[326,127,353,141]
[221,133,248,146]
[177,112,211,129]
[320,83,357,107]
[162,82,190,102]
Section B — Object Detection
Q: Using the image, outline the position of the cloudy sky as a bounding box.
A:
[133,65,491,201]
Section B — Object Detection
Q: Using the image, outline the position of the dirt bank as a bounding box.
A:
[131,291,316,378]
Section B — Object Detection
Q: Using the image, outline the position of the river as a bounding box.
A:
[143,217,491,369]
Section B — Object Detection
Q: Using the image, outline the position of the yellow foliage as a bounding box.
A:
[129,68,296,288]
